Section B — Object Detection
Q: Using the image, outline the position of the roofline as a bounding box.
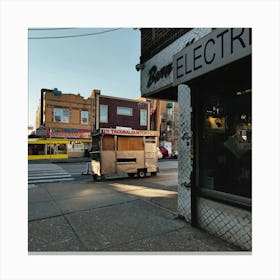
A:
[100,95,148,103]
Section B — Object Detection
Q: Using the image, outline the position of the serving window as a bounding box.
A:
[102,136,115,150]
[199,89,252,199]
[117,136,144,151]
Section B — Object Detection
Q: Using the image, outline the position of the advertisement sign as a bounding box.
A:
[173,28,252,85]
[47,128,91,139]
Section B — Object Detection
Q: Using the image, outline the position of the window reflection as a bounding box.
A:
[201,90,252,198]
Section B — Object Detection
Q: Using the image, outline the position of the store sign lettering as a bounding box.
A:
[141,28,212,96]
[101,128,159,137]
[147,63,172,88]
[47,128,91,139]
[173,28,252,85]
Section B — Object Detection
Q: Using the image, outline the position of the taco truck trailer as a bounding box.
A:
[90,128,159,180]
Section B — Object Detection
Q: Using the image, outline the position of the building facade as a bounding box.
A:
[139,28,252,250]
[149,99,179,153]
[93,91,150,131]
[33,90,93,158]
[30,89,151,159]
[43,91,93,136]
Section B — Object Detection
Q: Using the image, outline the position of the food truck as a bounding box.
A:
[90,128,159,180]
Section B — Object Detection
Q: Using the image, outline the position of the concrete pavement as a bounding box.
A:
[28,176,242,252]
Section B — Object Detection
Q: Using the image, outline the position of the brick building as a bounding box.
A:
[149,98,179,153]
[35,89,93,157]
[139,28,252,250]
[34,89,150,158]
[92,90,150,131]
[41,91,93,136]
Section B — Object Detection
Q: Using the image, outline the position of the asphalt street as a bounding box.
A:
[28,159,178,184]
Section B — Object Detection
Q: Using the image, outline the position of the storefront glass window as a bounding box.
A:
[28,144,45,155]
[46,144,54,154]
[56,144,67,154]
[200,90,252,198]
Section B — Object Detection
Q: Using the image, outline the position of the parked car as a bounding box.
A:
[159,146,169,158]
[157,147,163,159]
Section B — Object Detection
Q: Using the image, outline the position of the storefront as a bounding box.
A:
[140,28,252,250]
[28,138,93,160]
[48,128,92,158]
[32,127,92,158]
[28,139,68,160]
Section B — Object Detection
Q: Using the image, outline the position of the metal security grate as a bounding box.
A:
[177,84,252,250]
[197,198,252,250]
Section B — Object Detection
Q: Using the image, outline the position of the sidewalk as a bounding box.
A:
[28,178,243,253]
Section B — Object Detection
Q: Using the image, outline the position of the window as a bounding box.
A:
[56,144,67,154]
[102,136,115,150]
[53,108,70,123]
[117,107,132,116]
[167,107,173,116]
[28,144,45,155]
[81,111,89,124]
[46,144,55,155]
[100,105,108,123]
[140,109,147,126]
[200,90,252,198]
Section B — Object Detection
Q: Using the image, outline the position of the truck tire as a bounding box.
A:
[137,170,146,178]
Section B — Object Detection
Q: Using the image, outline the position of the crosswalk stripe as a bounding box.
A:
[28,174,72,179]
[28,178,74,184]
[28,163,74,184]
[28,171,72,175]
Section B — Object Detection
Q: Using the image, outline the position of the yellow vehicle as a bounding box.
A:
[90,128,159,180]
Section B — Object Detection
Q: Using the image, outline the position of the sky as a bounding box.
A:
[28,28,141,128]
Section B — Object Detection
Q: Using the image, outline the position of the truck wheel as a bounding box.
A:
[151,172,157,176]
[92,174,98,181]
[128,173,135,178]
[138,170,146,178]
